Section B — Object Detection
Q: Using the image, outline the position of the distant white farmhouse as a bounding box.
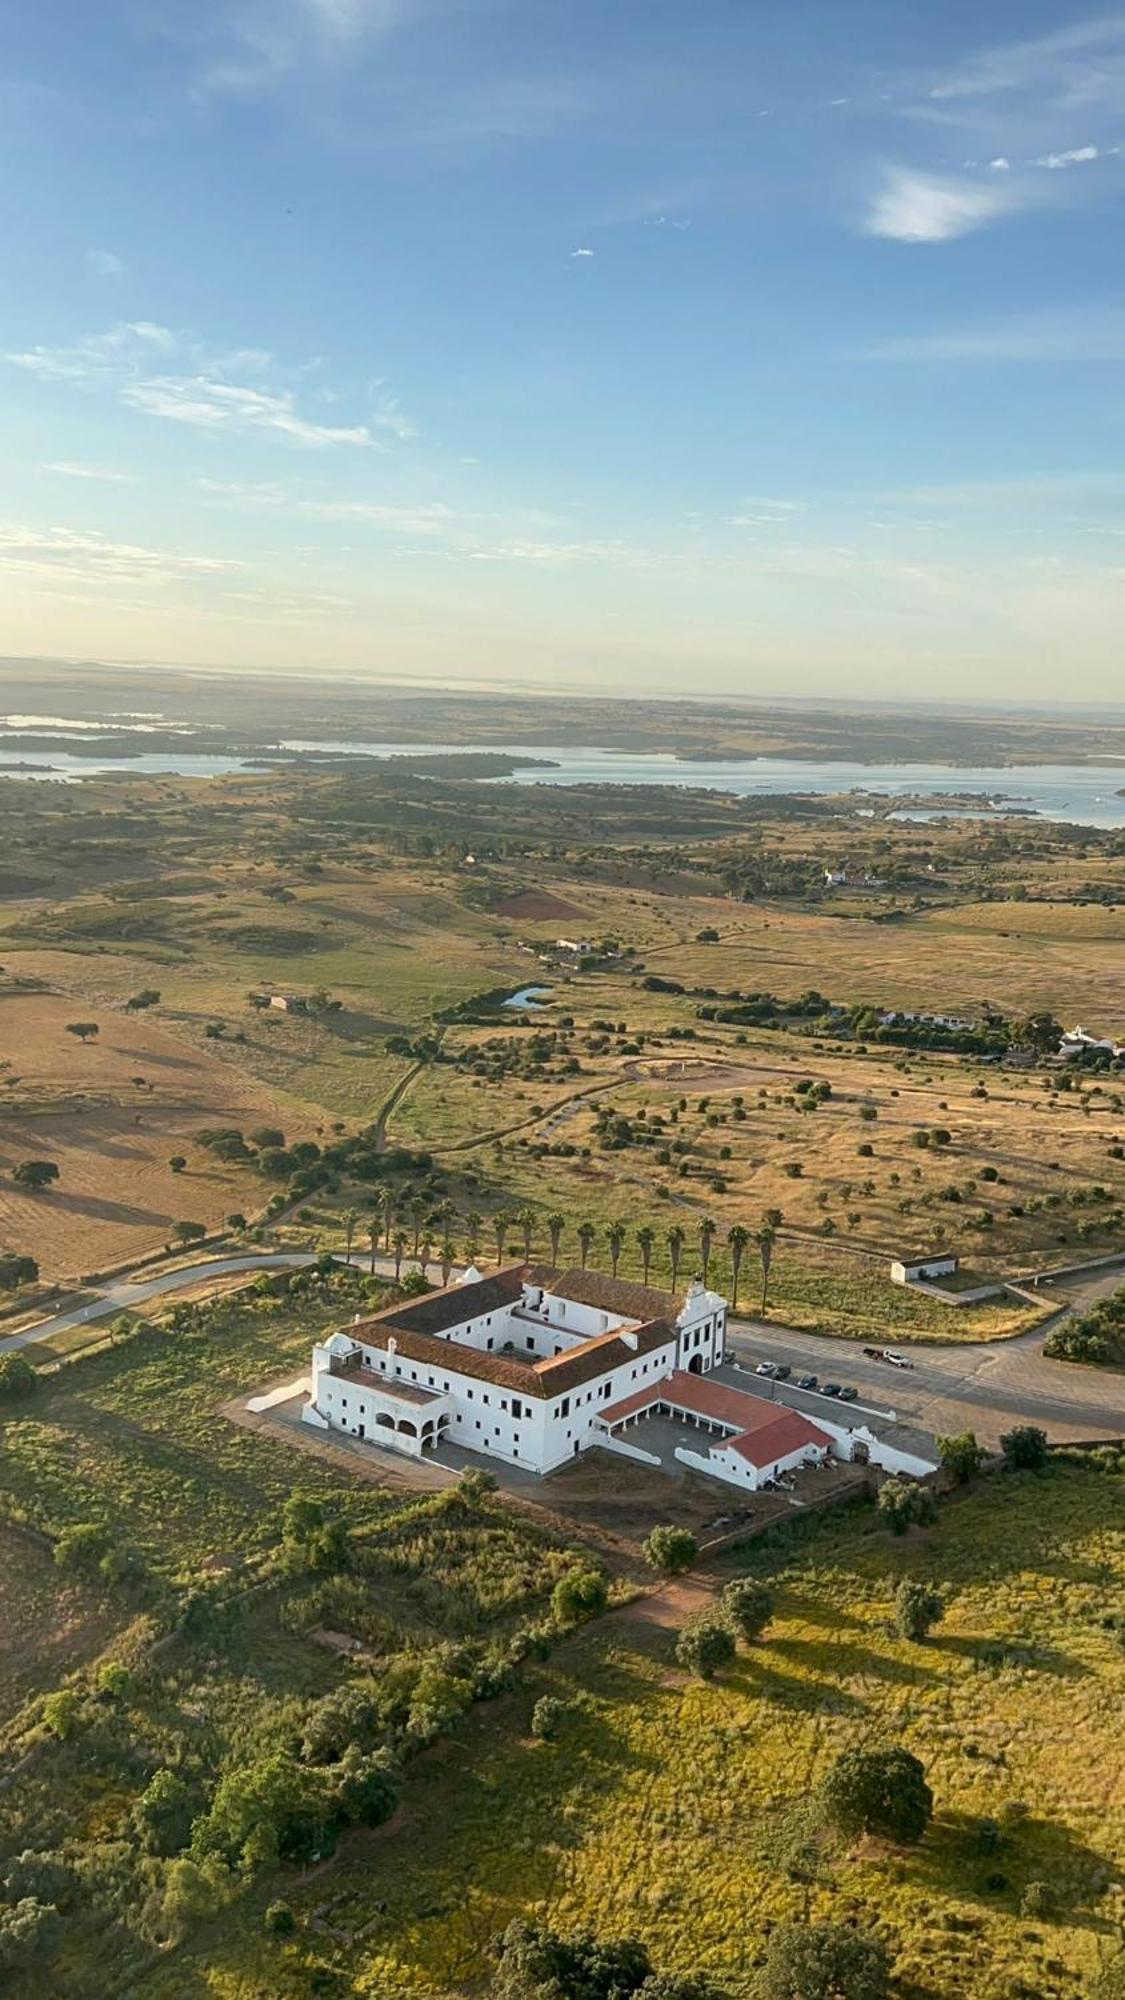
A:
[890,1251,959,1286]
[1059,1025,1123,1060]
[304,1265,728,1475]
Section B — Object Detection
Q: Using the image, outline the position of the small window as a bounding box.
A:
[559,1396,570,1418]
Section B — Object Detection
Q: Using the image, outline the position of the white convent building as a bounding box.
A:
[303,1263,728,1476]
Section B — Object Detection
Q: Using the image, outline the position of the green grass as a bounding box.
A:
[147,1458,1125,2000]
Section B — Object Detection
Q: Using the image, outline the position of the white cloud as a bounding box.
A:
[926,14,1125,110]
[0,522,240,590]
[7,322,175,383]
[6,322,404,452]
[123,375,374,446]
[864,166,1015,242]
[44,461,134,482]
[86,249,125,277]
[199,0,407,98]
[571,247,595,258]
[988,156,1011,171]
[1033,143,1108,168]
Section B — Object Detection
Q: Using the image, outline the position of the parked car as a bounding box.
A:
[822,1381,842,1397]
[797,1373,818,1392]
[755,1361,777,1377]
[773,1364,792,1381]
[883,1350,913,1368]
[839,1385,859,1402]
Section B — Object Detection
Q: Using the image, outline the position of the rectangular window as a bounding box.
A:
[559,1396,570,1417]
[512,1398,523,1420]
[500,1398,508,1413]
[526,1337,535,1350]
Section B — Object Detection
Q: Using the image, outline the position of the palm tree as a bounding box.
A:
[636,1223,656,1286]
[607,1220,626,1277]
[368,1218,380,1276]
[698,1215,716,1286]
[419,1236,433,1278]
[464,1210,483,1264]
[577,1219,596,1269]
[546,1211,566,1265]
[516,1205,536,1261]
[493,1210,511,1265]
[666,1223,685,1294]
[341,1206,359,1265]
[440,1238,455,1286]
[727,1224,750,1311]
[409,1194,426,1258]
[392,1228,408,1283]
[377,1187,396,1250]
[756,1222,777,1317]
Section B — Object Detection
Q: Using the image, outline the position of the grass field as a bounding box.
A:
[135,1456,1125,2000]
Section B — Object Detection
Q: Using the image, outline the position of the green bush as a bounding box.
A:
[894,1578,943,1642]
[643,1525,698,1574]
[0,1353,37,1403]
[1000,1425,1049,1470]
[722,1578,773,1642]
[675,1619,736,1681]
[551,1567,609,1626]
[763,1922,888,1999]
[530,1695,569,1740]
[877,1479,937,1535]
[821,1743,933,1845]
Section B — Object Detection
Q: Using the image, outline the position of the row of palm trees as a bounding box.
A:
[336,1193,784,1314]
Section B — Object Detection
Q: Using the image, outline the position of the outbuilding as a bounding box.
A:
[890,1251,959,1286]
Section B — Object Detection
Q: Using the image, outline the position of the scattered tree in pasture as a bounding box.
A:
[722,1577,773,1642]
[643,1525,698,1574]
[675,1617,736,1680]
[821,1743,933,1846]
[168,1155,187,1174]
[171,1220,207,1248]
[551,1567,608,1626]
[12,1160,59,1192]
[66,1021,99,1044]
[894,1578,944,1642]
[0,1353,37,1403]
[763,1922,889,2000]
[877,1478,938,1535]
[0,1252,38,1289]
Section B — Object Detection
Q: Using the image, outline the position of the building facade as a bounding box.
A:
[303,1264,728,1475]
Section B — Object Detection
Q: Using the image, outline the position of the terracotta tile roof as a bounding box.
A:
[722,1411,830,1468]
[526,1265,687,1323]
[346,1266,678,1400]
[601,1368,777,1431]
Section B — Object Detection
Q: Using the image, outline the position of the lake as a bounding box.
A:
[3,721,1125,827]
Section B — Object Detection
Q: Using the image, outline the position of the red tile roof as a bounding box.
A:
[601,1368,781,1430]
[721,1411,829,1467]
[598,1368,831,1468]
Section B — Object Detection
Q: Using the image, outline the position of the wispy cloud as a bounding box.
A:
[44,461,135,483]
[198,0,407,97]
[6,322,405,452]
[925,14,1125,111]
[867,306,1125,362]
[863,165,1017,242]
[1033,143,1112,168]
[0,522,240,589]
[123,375,373,446]
[86,249,126,278]
[571,246,595,258]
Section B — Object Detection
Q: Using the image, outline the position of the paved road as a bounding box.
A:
[726,1266,1125,1446]
[0,1249,422,1356]
[5,1250,1123,1447]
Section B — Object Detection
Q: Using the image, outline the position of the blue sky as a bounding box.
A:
[3,0,1125,697]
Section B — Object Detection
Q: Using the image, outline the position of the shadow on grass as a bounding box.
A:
[724,1651,868,1716]
[914,1807,1116,1929]
[929,1632,1092,1680]
[766,1631,945,1691]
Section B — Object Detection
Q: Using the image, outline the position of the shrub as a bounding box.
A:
[530,1695,569,1740]
[457,1467,499,1507]
[763,1922,889,2000]
[41,1690,83,1741]
[722,1578,773,1642]
[191,1751,338,1872]
[1020,1880,1052,1919]
[0,1252,38,1289]
[133,1770,197,1857]
[0,1898,61,1975]
[0,1353,37,1402]
[877,1480,937,1535]
[894,1579,943,1642]
[643,1525,698,1574]
[53,1521,110,1576]
[937,1432,984,1485]
[265,1900,296,1935]
[675,1619,736,1680]
[821,1744,933,1846]
[1000,1425,1049,1470]
[551,1567,609,1626]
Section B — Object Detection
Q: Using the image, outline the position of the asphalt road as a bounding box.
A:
[5,1251,1123,1447]
[726,1267,1125,1445]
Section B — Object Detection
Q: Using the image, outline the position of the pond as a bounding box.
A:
[501,985,553,1011]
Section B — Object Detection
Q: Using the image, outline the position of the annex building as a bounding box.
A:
[303,1263,728,1475]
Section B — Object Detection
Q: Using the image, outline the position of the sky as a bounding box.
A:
[3,0,1125,699]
